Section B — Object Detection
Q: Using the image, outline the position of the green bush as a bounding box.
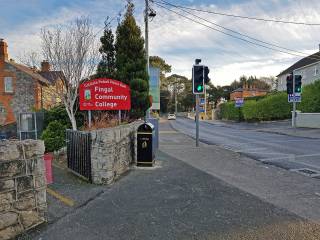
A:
[298,80,320,113]
[42,105,84,130]
[41,121,66,153]
[242,92,291,121]
[219,102,243,121]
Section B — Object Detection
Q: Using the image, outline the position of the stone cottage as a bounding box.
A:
[0,39,64,136]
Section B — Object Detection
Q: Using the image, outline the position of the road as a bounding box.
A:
[171,117,320,178]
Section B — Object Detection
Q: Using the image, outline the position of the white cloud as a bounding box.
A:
[148,0,320,85]
[3,0,320,87]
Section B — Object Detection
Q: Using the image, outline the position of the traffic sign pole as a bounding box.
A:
[196,94,199,147]
[292,73,296,128]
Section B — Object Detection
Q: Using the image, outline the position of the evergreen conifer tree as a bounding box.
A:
[115,1,150,118]
[96,20,116,78]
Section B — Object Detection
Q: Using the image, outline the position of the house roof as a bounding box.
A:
[277,51,320,77]
[7,61,50,85]
[39,71,65,84]
[231,87,268,93]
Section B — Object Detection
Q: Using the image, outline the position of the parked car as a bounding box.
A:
[168,113,176,120]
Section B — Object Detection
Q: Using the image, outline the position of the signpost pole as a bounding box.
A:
[88,110,92,128]
[196,94,199,147]
[118,110,121,124]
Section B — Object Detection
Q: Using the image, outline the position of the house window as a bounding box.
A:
[4,77,13,93]
[315,66,319,76]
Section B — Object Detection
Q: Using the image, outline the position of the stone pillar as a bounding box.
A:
[0,140,47,240]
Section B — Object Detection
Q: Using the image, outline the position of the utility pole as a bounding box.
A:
[145,0,150,119]
[174,83,178,115]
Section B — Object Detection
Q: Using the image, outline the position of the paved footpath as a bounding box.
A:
[24,121,320,240]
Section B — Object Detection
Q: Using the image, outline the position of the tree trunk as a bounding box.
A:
[70,111,77,130]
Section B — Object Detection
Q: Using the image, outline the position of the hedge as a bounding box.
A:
[298,80,320,113]
[219,102,243,121]
[242,92,291,121]
[219,92,291,121]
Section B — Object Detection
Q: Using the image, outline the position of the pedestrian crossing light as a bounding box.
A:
[295,75,302,93]
[193,65,204,94]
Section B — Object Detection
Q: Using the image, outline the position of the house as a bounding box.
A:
[277,46,320,91]
[0,39,64,133]
[230,83,268,100]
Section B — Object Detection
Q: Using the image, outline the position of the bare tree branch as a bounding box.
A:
[41,16,98,130]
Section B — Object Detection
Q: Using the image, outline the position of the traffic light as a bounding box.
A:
[286,74,293,94]
[193,65,204,94]
[204,66,210,84]
[295,75,302,93]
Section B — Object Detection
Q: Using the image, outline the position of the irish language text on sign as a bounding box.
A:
[79,78,131,110]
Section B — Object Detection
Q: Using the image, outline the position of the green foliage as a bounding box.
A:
[298,80,320,113]
[43,105,84,130]
[130,78,150,118]
[160,89,170,113]
[242,92,291,121]
[114,1,149,119]
[219,92,290,122]
[220,102,243,121]
[115,1,148,84]
[96,21,116,78]
[41,121,66,153]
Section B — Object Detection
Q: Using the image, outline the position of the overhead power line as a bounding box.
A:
[155,0,320,60]
[153,2,320,62]
[152,0,320,26]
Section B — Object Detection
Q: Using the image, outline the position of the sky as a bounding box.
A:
[1,0,320,86]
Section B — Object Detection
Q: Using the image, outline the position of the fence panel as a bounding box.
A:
[66,130,92,182]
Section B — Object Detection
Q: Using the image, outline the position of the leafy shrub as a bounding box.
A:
[298,80,320,113]
[41,121,66,153]
[42,105,85,130]
[219,102,243,121]
[130,78,151,119]
[242,92,291,121]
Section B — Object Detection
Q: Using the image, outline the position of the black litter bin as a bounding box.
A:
[137,122,155,166]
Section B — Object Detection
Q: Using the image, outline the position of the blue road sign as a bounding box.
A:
[288,93,301,103]
[235,98,244,108]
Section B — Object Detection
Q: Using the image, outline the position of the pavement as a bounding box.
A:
[17,119,320,240]
[205,119,320,139]
[173,117,320,179]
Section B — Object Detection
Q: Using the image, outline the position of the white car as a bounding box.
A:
[168,113,176,120]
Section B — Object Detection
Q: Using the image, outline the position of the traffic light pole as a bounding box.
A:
[196,94,199,147]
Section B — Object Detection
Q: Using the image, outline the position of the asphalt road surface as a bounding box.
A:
[171,118,320,178]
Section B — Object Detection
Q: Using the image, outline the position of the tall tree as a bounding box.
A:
[41,17,98,130]
[96,19,116,78]
[115,1,150,118]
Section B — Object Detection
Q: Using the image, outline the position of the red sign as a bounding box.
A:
[79,78,131,110]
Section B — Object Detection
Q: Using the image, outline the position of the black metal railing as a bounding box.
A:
[66,130,92,182]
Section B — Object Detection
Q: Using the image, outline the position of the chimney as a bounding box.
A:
[0,39,8,67]
[41,60,51,72]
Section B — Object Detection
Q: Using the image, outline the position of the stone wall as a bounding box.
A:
[296,112,320,128]
[90,121,141,184]
[0,140,47,240]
